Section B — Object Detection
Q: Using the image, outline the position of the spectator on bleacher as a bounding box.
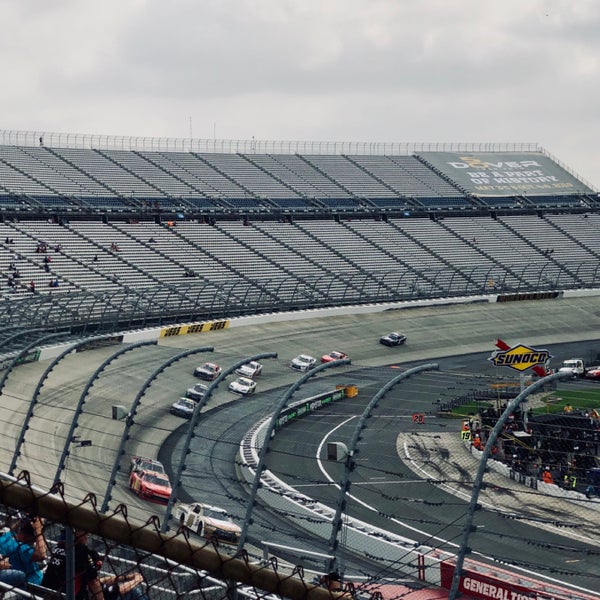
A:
[29,281,35,293]
[148,237,156,244]
[92,254,98,262]
[54,244,62,252]
[90,551,148,600]
[44,255,52,264]
[110,243,120,252]
[44,263,51,273]
[0,515,47,588]
[49,278,59,288]
[42,529,104,600]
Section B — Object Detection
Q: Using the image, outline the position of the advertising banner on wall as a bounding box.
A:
[418,151,593,196]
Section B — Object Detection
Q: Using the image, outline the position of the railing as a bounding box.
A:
[0,129,541,156]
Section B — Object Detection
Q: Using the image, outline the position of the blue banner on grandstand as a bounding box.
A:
[418,151,593,197]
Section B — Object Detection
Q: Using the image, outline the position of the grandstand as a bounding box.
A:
[1,130,599,600]
[0,130,599,350]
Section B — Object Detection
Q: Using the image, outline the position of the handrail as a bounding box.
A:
[0,129,541,156]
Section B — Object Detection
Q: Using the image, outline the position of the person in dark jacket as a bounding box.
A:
[41,529,104,600]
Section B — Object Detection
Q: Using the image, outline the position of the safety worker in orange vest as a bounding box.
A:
[542,467,554,485]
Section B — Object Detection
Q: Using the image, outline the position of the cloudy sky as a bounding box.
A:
[2,0,599,189]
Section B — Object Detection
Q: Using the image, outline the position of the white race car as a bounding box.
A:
[290,354,317,372]
[235,360,263,379]
[175,502,242,544]
[228,376,257,396]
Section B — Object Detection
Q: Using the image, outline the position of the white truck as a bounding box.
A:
[558,358,587,379]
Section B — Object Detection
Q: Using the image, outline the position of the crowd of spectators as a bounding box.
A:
[0,514,148,600]
[465,403,600,493]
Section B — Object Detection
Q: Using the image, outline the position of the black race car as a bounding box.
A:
[379,332,407,347]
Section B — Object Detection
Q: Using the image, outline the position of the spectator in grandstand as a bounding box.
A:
[148,237,156,244]
[54,244,62,252]
[44,262,50,273]
[29,281,35,293]
[110,243,120,252]
[0,515,47,588]
[90,551,148,600]
[92,254,98,262]
[563,403,573,413]
[42,528,104,600]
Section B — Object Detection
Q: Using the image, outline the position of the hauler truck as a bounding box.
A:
[558,358,587,379]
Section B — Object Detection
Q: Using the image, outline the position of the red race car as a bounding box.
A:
[129,470,172,504]
[320,351,349,364]
[584,365,600,381]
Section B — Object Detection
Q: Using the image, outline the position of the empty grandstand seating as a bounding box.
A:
[0,138,598,323]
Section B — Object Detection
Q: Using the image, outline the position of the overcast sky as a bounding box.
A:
[2,0,599,189]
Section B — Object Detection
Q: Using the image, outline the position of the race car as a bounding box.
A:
[194,362,222,381]
[379,332,407,347]
[186,383,209,401]
[320,351,349,364]
[170,397,197,418]
[584,365,600,380]
[235,360,263,379]
[130,456,165,475]
[290,354,317,372]
[228,376,257,396]
[174,502,242,544]
[129,470,172,504]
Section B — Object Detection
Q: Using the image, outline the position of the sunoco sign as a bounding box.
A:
[488,343,552,373]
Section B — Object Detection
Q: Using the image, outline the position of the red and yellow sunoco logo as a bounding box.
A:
[488,344,552,372]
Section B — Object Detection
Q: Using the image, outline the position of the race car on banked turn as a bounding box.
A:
[235,360,263,379]
[379,332,407,347]
[129,470,172,504]
[170,397,197,418]
[320,351,349,363]
[228,376,257,396]
[186,382,209,401]
[174,502,242,544]
[130,456,165,476]
[290,354,317,372]
[194,362,222,381]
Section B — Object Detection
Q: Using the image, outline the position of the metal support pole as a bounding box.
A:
[236,359,350,553]
[100,346,214,513]
[9,334,119,476]
[162,352,278,533]
[52,341,157,487]
[448,371,568,600]
[326,363,439,574]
